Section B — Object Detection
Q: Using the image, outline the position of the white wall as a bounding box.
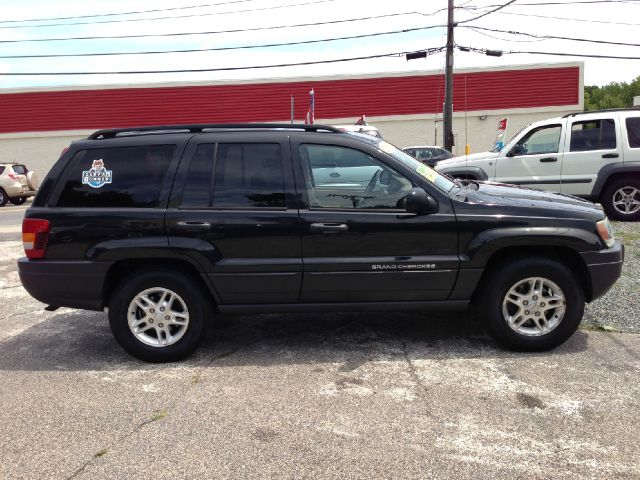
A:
[0,106,578,176]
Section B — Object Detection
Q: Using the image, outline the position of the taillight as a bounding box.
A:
[22,218,50,259]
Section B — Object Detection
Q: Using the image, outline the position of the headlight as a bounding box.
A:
[596,218,615,248]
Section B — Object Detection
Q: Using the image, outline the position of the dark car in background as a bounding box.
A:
[402,146,454,167]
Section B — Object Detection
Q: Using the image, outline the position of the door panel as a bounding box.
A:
[561,117,621,195]
[166,133,302,305]
[292,138,459,303]
[495,123,564,190]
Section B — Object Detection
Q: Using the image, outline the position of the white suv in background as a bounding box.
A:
[0,163,40,206]
[435,108,640,220]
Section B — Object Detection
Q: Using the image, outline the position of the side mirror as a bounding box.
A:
[405,187,438,215]
[507,144,524,157]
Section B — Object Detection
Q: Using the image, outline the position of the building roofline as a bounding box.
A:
[0,61,583,95]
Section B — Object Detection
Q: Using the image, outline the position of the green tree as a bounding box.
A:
[585,76,640,111]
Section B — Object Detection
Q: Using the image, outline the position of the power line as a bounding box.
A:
[465,26,548,42]
[464,26,640,47]
[458,45,640,59]
[0,47,445,76]
[0,0,339,29]
[487,10,640,25]
[457,0,517,24]
[0,25,445,59]
[0,0,251,24]
[461,0,640,6]
[0,12,424,44]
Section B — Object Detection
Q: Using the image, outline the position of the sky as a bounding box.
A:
[0,0,638,90]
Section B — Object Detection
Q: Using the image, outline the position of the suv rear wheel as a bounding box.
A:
[601,177,640,221]
[477,257,584,351]
[108,269,210,362]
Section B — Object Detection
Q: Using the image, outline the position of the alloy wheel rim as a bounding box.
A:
[127,287,189,348]
[613,187,640,215]
[501,277,566,337]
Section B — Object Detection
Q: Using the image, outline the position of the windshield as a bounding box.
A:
[491,123,530,153]
[376,140,456,192]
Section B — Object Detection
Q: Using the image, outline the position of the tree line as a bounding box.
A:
[585,76,640,111]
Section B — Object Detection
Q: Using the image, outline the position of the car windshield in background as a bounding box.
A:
[377,141,456,192]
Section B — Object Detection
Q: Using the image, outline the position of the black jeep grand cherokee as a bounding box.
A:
[19,124,624,362]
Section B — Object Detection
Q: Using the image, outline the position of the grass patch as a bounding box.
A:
[191,374,202,384]
[94,449,108,458]
[582,324,619,333]
[150,410,168,422]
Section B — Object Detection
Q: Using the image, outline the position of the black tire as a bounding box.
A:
[0,188,7,207]
[108,269,211,362]
[601,177,640,221]
[477,257,585,351]
[9,196,27,205]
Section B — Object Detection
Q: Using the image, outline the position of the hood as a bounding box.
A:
[436,150,498,166]
[455,181,605,220]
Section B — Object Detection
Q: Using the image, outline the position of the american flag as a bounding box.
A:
[305,89,315,124]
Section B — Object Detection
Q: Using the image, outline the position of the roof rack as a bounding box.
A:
[88,123,343,140]
[562,107,640,118]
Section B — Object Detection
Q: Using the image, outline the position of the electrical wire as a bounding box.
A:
[458,45,640,59]
[457,0,518,24]
[460,0,640,6]
[0,11,424,44]
[0,0,251,24]
[0,47,445,76]
[486,10,640,25]
[464,25,640,47]
[0,0,339,29]
[0,25,445,59]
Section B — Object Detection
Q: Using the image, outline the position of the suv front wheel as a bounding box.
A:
[108,269,210,362]
[478,257,585,351]
[601,177,640,221]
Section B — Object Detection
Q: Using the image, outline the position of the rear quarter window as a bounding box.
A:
[0,166,4,175]
[11,165,27,174]
[55,145,175,208]
[626,117,640,148]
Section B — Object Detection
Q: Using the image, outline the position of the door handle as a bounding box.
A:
[330,172,341,177]
[310,223,348,233]
[602,153,619,158]
[176,221,211,230]
[540,157,558,162]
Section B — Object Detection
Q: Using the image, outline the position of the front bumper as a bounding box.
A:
[18,258,111,310]
[580,241,624,301]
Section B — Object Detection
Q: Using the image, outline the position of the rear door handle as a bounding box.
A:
[602,153,619,158]
[310,223,348,233]
[540,157,558,162]
[176,221,211,230]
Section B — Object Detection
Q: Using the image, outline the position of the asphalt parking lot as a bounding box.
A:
[1,202,639,479]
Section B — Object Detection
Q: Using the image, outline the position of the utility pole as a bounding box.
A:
[443,0,455,152]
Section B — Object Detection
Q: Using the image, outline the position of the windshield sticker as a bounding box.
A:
[416,163,437,183]
[378,141,396,154]
[82,159,113,188]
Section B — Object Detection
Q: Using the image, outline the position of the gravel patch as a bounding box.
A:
[582,221,640,334]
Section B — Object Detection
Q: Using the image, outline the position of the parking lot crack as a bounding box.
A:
[398,336,435,418]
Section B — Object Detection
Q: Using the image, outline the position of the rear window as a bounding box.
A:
[626,117,640,148]
[56,145,175,208]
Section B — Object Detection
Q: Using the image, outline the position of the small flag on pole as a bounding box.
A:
[305,89,315,124]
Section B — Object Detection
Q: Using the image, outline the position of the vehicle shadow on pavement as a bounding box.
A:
[0,309,589,372]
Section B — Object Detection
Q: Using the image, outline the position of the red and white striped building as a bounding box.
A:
[0,62,583,174]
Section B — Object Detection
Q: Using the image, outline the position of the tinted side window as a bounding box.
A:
[56,145,174,208]
[180,144,214,208]
[12,165,27,174]
[570,119,616,152]
[213,143,285,209]
[299,144,413,210]
[0,166,4,175]
[626,117,640,148]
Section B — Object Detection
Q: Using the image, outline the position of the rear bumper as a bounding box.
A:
[18,258,111,310]
[4,184,36,198]
[580,241,624,301]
